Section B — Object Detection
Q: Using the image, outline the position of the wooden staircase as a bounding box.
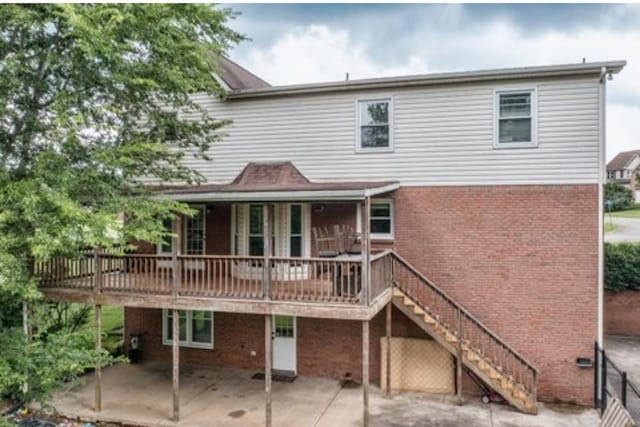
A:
[388,252,538,415]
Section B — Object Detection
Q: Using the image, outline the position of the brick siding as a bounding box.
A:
[124,184,598,405]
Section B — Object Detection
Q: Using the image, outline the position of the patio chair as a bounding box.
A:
[312,226,339,258]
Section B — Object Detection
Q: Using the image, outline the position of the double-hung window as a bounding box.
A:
[163,310,214,349]
[357,199,394,240]
[357,98,393,151]
[495,89,537,148]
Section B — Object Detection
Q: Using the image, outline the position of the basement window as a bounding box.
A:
[163,310,214,349]
[494,89,537,148]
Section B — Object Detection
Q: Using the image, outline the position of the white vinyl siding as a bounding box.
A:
[175,76,601,186]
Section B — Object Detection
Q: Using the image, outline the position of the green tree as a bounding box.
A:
[604,182,634,211]
[0,4,243,404]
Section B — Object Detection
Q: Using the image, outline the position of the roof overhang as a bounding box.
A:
[227,60,626,100]
[161,182,400,203]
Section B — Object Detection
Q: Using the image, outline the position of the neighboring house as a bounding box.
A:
[607,150,640,200]
[37,59,626,422]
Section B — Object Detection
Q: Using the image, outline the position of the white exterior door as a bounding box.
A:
[272,315,296,373]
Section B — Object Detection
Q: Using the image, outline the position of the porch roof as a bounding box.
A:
[157,162,399,202]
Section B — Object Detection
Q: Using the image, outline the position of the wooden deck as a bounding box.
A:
[37,252,395,320]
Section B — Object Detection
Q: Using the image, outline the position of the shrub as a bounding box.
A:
[604,182,634,211]
[605,243,640,291]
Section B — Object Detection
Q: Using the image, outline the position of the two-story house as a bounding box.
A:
[607,149,640,200]
[38,58,625,424]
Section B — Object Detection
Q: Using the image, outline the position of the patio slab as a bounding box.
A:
[49,362,600,427]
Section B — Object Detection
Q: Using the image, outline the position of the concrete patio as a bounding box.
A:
[49,363,600,427]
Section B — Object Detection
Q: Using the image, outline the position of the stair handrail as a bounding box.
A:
[390,250,538,376]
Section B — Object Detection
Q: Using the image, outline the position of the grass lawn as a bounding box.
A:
[85,305,124,355]
[609,204,640,219]
[604,222,619,233]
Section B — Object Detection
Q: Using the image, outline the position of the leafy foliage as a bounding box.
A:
[605,243,640,292]
[0,4,242,404]
[604,182,634,211]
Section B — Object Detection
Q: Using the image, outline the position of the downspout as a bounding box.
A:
[595,65,608,406]
[597,66,607,348]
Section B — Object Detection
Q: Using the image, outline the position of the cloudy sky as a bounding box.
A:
[223,3,639,161]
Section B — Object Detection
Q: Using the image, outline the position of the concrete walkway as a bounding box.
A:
[605,216,640,242]
[48,363,599,427]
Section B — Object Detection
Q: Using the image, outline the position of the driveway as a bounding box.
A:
[605,216,640,243]
[604,335,640,422]
[47,362,599,427]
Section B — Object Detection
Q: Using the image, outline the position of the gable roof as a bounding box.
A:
[218,57,270,90]
[607,150,640,171]
[158,162,399,201]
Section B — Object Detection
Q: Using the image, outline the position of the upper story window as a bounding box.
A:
[494,89,537,148]
[357,98,393,152]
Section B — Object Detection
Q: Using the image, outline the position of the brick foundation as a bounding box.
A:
[604,290,640,337]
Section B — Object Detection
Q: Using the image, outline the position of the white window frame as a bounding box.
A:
[157,218,174,256]
[162,309,214,349]
[356,199,394,240]
[493,88,537,149]
[182,205,206,255]
[355,97,394,153]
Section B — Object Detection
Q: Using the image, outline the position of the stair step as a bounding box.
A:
[392,287,537,415]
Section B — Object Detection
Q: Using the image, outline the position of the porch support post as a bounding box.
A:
[94,304,102,412]
[265,315,273,427]
[385,302,392,397]
[263,204,272,300]
[362,320,370,427]
[172,308,180,422]
[361,197,371,305]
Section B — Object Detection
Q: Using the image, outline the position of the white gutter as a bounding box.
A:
[228,61,626,100]
[162,183,400,202]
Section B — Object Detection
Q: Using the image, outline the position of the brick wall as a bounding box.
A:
[604,291,640,336]
[124,306,431,382]
[124,184,598,404]
[392,185,599,404]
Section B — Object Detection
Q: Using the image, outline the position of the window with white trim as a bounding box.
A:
[495,89,536,148]
[357,98,392,151]
[357,199,394,239]
[163,310,214,349]
[183,206,205,255]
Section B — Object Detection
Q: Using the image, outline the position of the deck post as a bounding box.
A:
[172,216,182,298]
[22,302,30,395]
[263,204,272,300]
[172,308,180,422]
[93,247,103,293]
[385,302,392,397]
[362,320,370,427]
[265,315,273,427]
[94,303,102,412]
[361,197,371,305]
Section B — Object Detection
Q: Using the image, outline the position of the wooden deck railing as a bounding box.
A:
[37,252,375,305]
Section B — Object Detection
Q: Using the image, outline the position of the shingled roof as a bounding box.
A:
[159,162,399,201]
[607,150,640,171]
[218,57,270,90]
